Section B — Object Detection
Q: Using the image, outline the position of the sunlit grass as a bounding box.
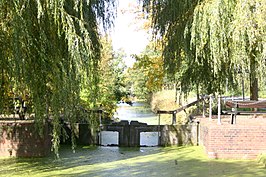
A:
[0,145,265,177]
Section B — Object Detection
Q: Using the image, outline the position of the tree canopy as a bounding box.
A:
[1,0,266,156]
[96,37,127,117]
[130,42,164,98]
[0,0,116,156]
[143,0,266,99]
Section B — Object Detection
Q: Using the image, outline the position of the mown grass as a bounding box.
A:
[0,145,265,177]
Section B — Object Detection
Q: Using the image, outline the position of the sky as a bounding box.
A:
[111,0,150,67]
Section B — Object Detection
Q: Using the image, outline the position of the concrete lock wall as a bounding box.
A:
[0,120,198,157]
[60,121,199,147]
[101,121,199,147]
[160,123,198,146]
[0,121,51,157]
[77,123,98,145]
[61,123,99,145]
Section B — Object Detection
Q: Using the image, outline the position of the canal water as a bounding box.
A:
[1,102,264,177]
[100,102,159,146]
[114,101,158,125]
[65,102,181,176]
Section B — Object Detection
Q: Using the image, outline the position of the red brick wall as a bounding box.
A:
[0,121,51,157]
[200,118,266,159]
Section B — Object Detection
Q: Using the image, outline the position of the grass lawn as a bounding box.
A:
[0,145,265,177]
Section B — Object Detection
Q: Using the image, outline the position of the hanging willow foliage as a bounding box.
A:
[143,0,266,97]
[0,0,116,156]
[190,0,236,93]
[142,0,198,73]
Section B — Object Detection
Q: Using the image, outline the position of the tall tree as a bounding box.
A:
[131,42,164,96]
[143,0,266,99]
[0,0,116,155]
[96,37,127,118]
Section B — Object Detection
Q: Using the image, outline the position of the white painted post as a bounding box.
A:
[209,96,212,121]
[217,95,221,125]
[99,110,102,145]
[202,95,206,118]
[99,110,102,127]
[158,113,161,145]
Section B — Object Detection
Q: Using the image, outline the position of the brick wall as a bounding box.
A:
[0,121,51,157]
[200,117,266,159]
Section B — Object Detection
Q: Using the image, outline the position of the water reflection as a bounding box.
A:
[114,102,158,125]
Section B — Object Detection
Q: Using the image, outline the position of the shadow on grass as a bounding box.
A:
[0,146,265,177]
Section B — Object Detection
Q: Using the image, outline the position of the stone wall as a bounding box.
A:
[199,117,266,159]
[0,121,51,157]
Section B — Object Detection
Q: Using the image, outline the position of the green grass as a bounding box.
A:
[0,145,265,177]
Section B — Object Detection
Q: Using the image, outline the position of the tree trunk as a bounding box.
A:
[196,85,200,114]
[249,50,258,101]
[250,77,258,101]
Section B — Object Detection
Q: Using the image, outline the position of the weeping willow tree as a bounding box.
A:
[143,0,266,99]
[0,0,116,156]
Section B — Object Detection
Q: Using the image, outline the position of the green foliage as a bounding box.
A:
[129,43,164,99]
[112,49,128,101]
[95,37,127,118]
[258,153,266,168]
[126,66,148,100]
[0,0,116,156]
[143,0,266,98]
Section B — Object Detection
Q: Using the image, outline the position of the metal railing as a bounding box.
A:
[156,94,264,125]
